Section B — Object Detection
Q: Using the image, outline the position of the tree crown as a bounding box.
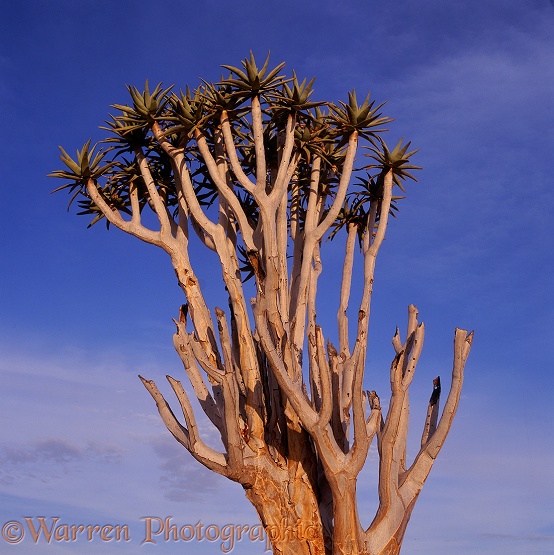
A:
[50,52,420,249]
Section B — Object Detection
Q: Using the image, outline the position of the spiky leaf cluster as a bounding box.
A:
[366,138,421,191]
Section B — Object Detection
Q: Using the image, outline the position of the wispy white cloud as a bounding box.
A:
[149,435,226,502]
[2,438,82,465]
[0,437,125,487]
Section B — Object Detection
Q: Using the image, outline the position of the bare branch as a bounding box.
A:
[313,131,358,242]
[251,95,267,190]
[129,182,141,224]
[401,328,473,503]
[194,131,256,250]
[419,329,473,459]
[173,319,223,430]
[86,179,164,247]
[220,112,256,194]
[151,122,219,241]
[338,223,357,358]
[315,326,333,427]
[366,390,382,441]
[140,376,229,476]
[270,113,297,203]
[326,341,347,451]
[345,348,371,474]
[135,147,175,237]
[255,311,318,432]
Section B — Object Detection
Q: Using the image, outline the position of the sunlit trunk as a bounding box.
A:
[245,464,327,555]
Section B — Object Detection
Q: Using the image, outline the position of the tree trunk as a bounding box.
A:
[330,475,363,555]
[244,462,328,555]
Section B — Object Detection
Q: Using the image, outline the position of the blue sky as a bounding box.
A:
[0,1,553,553]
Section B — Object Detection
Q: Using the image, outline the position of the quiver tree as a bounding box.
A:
[50,53,473,555]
